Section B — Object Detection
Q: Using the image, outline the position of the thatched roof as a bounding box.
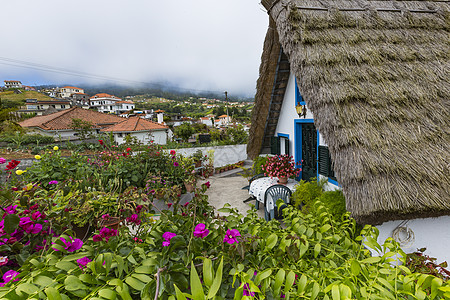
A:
[253,0,450,224]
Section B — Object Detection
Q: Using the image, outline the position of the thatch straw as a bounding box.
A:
[248,17,282,159]
[254,0,450,224]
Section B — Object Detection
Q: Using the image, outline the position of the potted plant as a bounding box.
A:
[261,154,301,184]
[191,150,204,168]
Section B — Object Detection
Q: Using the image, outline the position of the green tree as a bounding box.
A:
[174,122,195,142]
[70,118,94,140]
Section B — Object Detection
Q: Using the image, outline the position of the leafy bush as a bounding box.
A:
[316,189,347,219]
[2,196,449,299]
[0,133,54,145]
[292,178,325,210]
[253,155,268,175]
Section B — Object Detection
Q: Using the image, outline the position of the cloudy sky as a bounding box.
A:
[0,1,269,96]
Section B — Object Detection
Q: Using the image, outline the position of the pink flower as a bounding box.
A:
[170,150,176,155]
[93,235,103,242]
[0,270,20,286]
[77,256,92,269]
[0,256,8,267]
[205,181,211,188]
[162,232,176,247]
[48,180,58,185]
[167,203,173,208]
[101,214,110,220]
[0,158,6,164]
[173,161,179,167]
[126,214,141,225]
[183,202,189,207]
[60,237,83,252]
[223,229,240,245]
[193,223,209,238]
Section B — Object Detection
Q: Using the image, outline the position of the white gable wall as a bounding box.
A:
[113,130,167,145]
[275,74,338,190]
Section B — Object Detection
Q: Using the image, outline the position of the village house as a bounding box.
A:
[250,0,450,262]
[59,86,84,98]
[89,93,135,114]
[4,80,22,89]
[101,116,170,145]
[20,99,72,116]
[19,107,123,139]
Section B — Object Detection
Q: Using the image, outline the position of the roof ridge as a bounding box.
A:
[41,107,77,127]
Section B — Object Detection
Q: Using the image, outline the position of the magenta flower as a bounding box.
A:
[77,256,92,269]
[193,223,209,238]
[93,235,103,242]
[223,229,241,245]
[126,214,141,225]
[170,150,176,155]
[48,180,58,185]
[53,237,83,252]
[0,270,20,286]
[31,211,43,220]
[167,203,173,208]
[0,157,6,164]
[173,161,179,167]
[162,232,176,247]
[205,181,211,188]
[101,214,110,220]
[5,205,17,214]
[183,202,189,207]
[243,283,256,297]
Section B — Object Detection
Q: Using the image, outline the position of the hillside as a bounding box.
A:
[0,90,53,102]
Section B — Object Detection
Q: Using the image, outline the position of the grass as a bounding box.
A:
[0,90,53,102]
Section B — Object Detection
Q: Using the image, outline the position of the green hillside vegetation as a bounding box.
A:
[0,89,52,102]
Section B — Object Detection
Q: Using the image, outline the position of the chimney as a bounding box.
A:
[157,111,164,124]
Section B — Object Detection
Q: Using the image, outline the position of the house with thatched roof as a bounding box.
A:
[250,0,449,262]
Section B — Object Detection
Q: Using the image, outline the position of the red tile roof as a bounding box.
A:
[90,93,119,99]
[218,115,229,118]
[154,109,165,113]
[116,101,134,104]
[61,86,83,90]
[19,107,123,131]
[101,116,168,133]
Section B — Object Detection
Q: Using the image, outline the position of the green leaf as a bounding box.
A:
[430,277,442,299]
[320,224,331,233]
[203,258,213,287]
[350,260,361,276]
[64,275,88,291]
[108,279,123,287]
[255,269,272,285]
[207,257,223,299]
[33,275,54,288]
[284,271,295,294]
[311,281,320,299]
[132,274,152,283]
[125,277,145,291]
[274,269,285,293]
[98,288,117,300]
[44,287,62,300]
[116,284,133,300]
[190,262,204,300]
[135,265,153,274]
[3,214,20,233]
[313,243,321,258]
[266,233,278,250]
[16,283,39,295]
[297,274,307,293]
[55,261,77,272]
[361,256,381,264]
[174,284,188,300]
[331,285,340,300]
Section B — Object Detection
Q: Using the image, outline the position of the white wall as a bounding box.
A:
[374,216,450,265]
[114,130,167,145]
[168,144,247,168]
[275,74,338,190]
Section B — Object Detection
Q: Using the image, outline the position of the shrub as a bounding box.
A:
[316,189,347,219]
[292,178,324,209]
[253,155,268,175]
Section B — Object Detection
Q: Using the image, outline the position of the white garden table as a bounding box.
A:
[249,177,297,219]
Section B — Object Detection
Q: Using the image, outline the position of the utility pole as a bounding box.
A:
[224,91,229,126]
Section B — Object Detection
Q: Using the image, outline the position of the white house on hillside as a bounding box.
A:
[4,80,22,89]
[89,93,135,114]
[59,86,84,98]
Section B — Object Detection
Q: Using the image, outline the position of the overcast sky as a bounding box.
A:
[0,1,269,97]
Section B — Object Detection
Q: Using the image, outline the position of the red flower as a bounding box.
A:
[170,150,176,155]
[98,140,104,145]
[126,147,131,152]
[5,160,20,170]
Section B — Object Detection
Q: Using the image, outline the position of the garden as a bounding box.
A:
[0,144,449,299]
